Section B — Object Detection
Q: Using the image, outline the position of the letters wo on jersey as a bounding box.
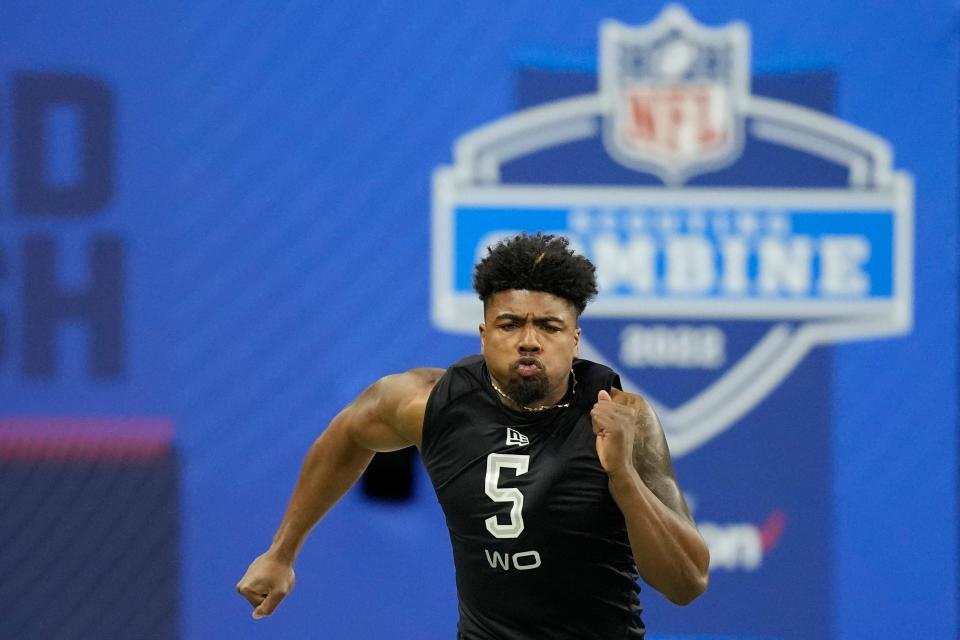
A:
[431,5,913,457]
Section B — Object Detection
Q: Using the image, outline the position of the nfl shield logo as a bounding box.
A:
[600,5,750,185]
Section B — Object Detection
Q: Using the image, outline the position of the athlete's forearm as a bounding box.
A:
[267,418,376,564]
[608,467,709,605]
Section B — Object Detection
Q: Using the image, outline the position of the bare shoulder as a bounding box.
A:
[409,367,446,386]
[374,368,445,446]
[381,368,444,406]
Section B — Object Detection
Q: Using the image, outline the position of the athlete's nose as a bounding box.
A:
[517,324,541,353]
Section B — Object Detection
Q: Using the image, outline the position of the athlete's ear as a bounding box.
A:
[479,322,486,354]
[573,326,581,356]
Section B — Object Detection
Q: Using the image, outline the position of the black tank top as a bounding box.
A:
[421,356,645,640]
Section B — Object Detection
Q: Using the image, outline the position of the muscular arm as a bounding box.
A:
[236,367,443,618]
[592,389,709,605]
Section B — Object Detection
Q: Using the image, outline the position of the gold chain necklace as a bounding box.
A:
[488,370,576,412]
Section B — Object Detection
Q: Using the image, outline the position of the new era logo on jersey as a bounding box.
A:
[505,428,529,447]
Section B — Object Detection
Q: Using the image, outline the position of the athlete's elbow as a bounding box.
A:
[665,570,708,606]
[661,550,710,605]
[669,538,711,605]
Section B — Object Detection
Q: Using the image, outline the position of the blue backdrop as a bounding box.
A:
[0,2,955,639]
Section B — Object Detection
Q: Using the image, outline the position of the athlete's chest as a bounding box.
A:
[428,407,616,543]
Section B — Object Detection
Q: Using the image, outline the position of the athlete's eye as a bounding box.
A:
[498,323,519,331]
[542,325,562,333]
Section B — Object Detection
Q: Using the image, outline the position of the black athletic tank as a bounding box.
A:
[421,355,645,640]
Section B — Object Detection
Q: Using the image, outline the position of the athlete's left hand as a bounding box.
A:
[591,389,640,477]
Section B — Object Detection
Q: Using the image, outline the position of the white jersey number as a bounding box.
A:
[484,453,530,539]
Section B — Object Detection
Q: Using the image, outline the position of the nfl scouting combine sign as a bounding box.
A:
[431,5,912,639]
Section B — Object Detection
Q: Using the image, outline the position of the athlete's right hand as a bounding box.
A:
[236,552,296,619]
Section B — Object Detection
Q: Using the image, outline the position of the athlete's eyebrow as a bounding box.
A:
[495,313,567,325]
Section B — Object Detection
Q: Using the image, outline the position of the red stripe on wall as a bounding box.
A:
[0,417,174,462]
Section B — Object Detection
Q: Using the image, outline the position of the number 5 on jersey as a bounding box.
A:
[484,453,530,539]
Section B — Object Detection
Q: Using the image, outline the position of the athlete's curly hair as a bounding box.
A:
[472,233,598,315]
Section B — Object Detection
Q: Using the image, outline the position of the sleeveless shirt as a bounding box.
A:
[421,355,645,640]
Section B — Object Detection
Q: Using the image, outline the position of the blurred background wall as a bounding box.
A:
[0,2,956,639]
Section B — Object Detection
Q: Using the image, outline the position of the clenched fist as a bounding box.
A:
[590,388,641,477]
[236,552,296,619]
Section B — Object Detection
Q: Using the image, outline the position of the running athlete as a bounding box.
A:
[237,233,709,638]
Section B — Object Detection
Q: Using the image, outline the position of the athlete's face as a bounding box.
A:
[479,289,581,408]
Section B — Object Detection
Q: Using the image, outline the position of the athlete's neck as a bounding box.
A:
[489,370,576,412]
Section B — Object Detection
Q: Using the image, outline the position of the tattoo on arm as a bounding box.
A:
[632,407,694,523]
